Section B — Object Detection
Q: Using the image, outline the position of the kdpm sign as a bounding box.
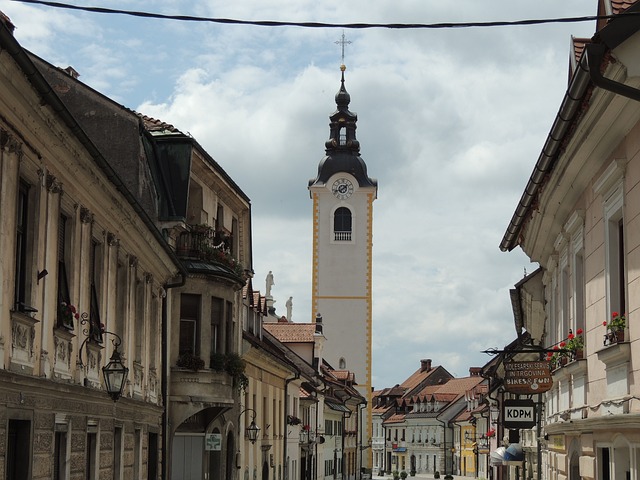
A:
[503,399,536,429]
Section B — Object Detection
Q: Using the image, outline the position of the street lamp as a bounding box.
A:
[102,341,128,401]
[239,408,260,444]
[77,313,128,402]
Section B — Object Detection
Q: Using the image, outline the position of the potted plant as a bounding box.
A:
[444,475,454,480]
[392,470,399,480]
[58,301,79,330]
[400,471,408,479]
[434,472,440,479]
[603,311,626,343]
[565,328,584,359]
[176,352,205,371]
[410,470,416,477]
[287,415,301,426]
[225,352,249,391]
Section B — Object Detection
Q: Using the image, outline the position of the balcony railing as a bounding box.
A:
[176,226,243,277]
[176,226,232,260]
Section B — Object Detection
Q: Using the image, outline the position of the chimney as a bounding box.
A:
[469,367,482,376]
[62,66,80,80]
[315,313,323,334]
[420,359,432,372]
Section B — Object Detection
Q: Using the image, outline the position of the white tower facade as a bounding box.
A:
[308,65,377,468]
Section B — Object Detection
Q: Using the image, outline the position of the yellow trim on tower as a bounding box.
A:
[311,192,319,322]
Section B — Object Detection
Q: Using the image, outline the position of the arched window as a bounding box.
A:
[334,207,352,241]
[339,357,346,369]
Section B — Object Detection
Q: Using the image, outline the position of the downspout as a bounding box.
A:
[435,415,448,475]
[283,371,300,480]
[586,43,640,102]
[161,271,187,480]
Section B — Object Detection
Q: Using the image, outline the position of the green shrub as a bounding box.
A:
[434,472,440,479]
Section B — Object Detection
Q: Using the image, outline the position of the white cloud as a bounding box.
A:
[4,0,595,388]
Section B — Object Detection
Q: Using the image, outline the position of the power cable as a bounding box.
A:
[9,0,640,30]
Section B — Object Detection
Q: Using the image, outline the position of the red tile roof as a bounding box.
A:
[138,114,181,133]
[264,323,316,342]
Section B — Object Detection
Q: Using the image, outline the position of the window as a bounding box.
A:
[7,419,31,480]
[133,428,141,480]
[86,429,98,480]
[333,207,352,241]
[147,432,158,480]
[602,181,625,318]
[57,214,73,329]
[14,181,34,312]
[135,279,145,363]
[54,429,68,480]
[89,241,103,343]
[211,297,223,354]
[179,294,200,356]
[113,427,123,480]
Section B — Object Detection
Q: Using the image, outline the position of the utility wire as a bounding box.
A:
[9,0,640,30]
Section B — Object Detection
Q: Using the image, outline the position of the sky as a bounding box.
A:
[2,0,598,388]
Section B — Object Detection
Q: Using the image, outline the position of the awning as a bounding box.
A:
[490,447,506,466]
[393,447,407,453]
[325,401,351,413]
[504,443,524,462]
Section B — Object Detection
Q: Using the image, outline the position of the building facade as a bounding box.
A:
[501,1,640,478]
[0,15,179,479]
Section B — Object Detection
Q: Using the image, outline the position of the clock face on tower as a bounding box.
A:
[331,178,354,199]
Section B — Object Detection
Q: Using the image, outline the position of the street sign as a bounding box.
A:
[503,361,553,394]
[503,399,536,429]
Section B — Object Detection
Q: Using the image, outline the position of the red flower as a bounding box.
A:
[567,333,575,340]
[559,342,566,348]
[576,328,583,335]
[603,321,608,326]
[553,345,559,351]
[612,312,619,318]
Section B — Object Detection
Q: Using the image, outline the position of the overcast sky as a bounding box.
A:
[2,0,597,388]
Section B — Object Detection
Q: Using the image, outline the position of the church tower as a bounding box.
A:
[308,64,377,460]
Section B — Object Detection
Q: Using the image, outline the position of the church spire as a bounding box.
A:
[325,64,359,153]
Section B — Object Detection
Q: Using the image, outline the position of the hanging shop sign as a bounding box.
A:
[503,399,536,429]
[503,360,552,394]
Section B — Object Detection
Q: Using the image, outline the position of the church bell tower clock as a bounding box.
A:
[308,63,377,464]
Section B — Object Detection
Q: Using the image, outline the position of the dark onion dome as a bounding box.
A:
[309,65,377,190]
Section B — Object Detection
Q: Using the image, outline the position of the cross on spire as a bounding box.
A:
[335,31,351,66]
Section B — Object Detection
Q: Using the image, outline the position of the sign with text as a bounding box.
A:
[503,399,536,429]
[503,361,553,394]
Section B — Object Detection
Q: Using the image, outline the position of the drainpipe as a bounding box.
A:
[435,416,448,475]
[283,371,300,480]
[586,42,640,102]
[161,272,186,480]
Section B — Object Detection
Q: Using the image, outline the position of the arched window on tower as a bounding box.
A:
[334,207,352,241]
[339,126,346,145]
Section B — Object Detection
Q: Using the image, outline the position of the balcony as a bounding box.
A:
[176,226,244,281]
[170,366,234,405]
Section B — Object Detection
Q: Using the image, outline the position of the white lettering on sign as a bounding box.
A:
[505,406,534,421]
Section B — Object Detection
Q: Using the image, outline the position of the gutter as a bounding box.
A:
[283,371,300,480]
[499,49,592,252]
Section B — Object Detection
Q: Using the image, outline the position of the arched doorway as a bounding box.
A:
[262,460,269,480]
